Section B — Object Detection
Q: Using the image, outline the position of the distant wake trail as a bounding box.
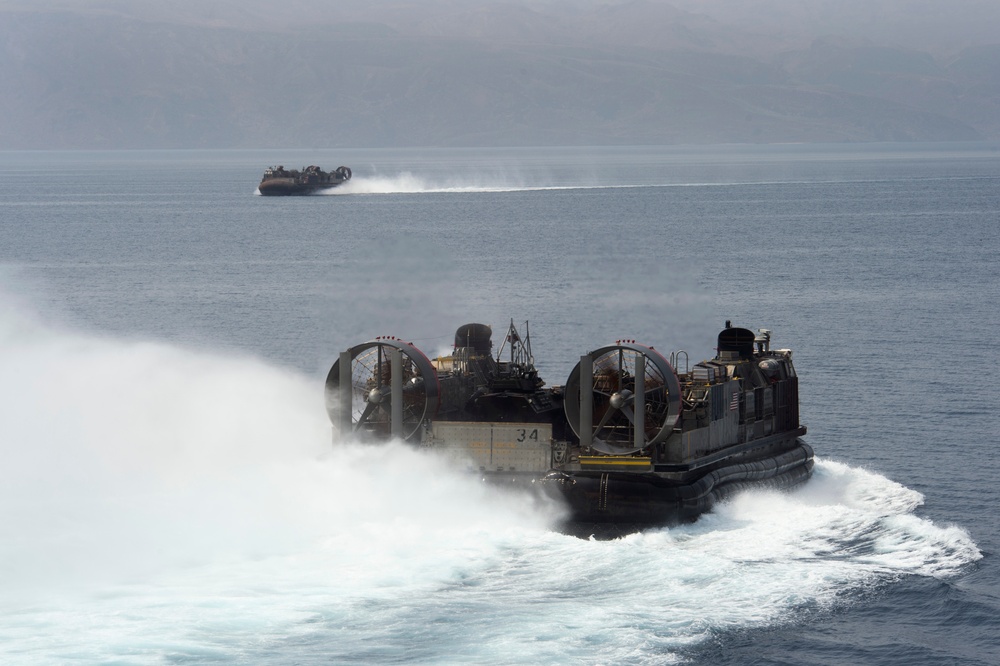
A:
[323,172,614,194]
[320,176,836,195]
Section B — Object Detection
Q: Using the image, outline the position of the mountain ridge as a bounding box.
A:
[2,1,997,149]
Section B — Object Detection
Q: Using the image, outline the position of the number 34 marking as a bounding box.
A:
[516,428,539,442]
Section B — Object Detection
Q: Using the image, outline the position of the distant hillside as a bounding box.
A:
[1,0,998,149]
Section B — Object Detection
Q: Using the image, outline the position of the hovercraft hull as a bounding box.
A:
[257,165,351,195]
[257,179,345,196]
[540,436,813,531]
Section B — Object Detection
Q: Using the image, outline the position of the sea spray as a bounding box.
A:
[0,295,560,601]
[0,291,982,664]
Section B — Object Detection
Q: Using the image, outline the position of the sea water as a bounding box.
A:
[0,144,997,664]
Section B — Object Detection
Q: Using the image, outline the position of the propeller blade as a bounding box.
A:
[619,404,636,426]
[355,401,378,430]
[594,403,617,434]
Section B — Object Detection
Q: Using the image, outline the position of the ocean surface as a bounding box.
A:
[1,144,998,664]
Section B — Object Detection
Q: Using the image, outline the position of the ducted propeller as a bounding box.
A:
[325,338,439,441]
[564,343,681,455]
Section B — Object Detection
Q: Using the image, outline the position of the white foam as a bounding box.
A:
[318,173,842,196]
[0,290,982,663]
[321,171,608,195]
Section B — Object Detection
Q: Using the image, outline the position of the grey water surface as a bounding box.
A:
[1,144,997,664]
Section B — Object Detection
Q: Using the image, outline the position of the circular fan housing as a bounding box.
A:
[564,343,681,455]
[325,339,439,441]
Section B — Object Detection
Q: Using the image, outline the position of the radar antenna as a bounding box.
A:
[495,319,535,370]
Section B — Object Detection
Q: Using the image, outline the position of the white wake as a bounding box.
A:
[0,290,981,664]
[322,171,609,194]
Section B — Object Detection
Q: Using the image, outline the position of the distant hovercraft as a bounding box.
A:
[258,164,352,195]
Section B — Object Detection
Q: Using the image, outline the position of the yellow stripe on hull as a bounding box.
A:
[579,456,652,468]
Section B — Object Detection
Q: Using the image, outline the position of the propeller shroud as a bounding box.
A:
[325,339,439,441]
[564,343,681,455]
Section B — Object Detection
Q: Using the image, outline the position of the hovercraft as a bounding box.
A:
[257,164,351,195]
[324,321,813,533]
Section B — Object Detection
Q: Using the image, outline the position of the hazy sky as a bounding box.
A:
[7,0,1000,52]
[2,0,998,148]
